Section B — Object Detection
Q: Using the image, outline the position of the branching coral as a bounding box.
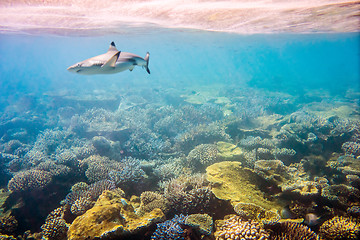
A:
[319,216,360,240]
[8,169,52,192]
[63,180,116,216]
[41,207,68,240]
[161,174,214,215]
[138,191,169,215]
[186,144,219,170]
[151,214,188,240]
[265,221,319,240]
[215,215,269,240]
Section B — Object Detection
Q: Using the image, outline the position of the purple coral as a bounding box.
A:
[8,169,52,192]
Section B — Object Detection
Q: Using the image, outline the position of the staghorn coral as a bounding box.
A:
[7,169,52,192]
[151,214,188,240]
[186,144,219,170]
[215,215,269,240]
[138,191,169,215]
[265,221,319,240]
[319,216,360,240]
[185,213,213,235]
[41,207,68,240]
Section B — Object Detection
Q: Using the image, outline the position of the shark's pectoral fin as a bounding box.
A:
[129,65,135,72]
[102,51,121,68]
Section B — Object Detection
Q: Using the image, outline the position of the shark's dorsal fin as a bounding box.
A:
[108,42,118,52]
[102,51,121,68]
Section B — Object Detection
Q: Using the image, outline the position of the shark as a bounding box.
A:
[67,42,150,75]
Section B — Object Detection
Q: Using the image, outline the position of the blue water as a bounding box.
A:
[0,30,359,110]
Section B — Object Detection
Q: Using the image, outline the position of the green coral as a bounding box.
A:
[185,214,213,235]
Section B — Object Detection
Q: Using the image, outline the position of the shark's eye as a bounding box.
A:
[77,63,81,67]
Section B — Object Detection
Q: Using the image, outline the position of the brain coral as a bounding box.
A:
[215,215,269,240]
[265,221,320,240]
[319,216,359,240]
[8,169,52,192]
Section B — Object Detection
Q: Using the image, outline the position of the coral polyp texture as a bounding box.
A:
[184,213,213,235]
[40,207,68,240]
[265,221,320,240]
[7,169,52,192]
[215,215,269,240]
[186,143,219,170]
[318,216,360,240]
[151,214,188,240]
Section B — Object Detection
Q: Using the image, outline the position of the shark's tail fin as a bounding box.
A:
[144,52,150,74]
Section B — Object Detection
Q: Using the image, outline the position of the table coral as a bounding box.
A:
[215,215,269,240]
[319,216,360,240]
[67,190,165,240]
[206,161,282,210]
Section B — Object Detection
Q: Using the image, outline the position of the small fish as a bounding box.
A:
[67,42,150,75]
[304,213,321,226]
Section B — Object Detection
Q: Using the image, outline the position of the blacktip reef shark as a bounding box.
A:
[67,42,150,75]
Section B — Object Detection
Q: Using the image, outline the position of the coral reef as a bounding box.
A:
[41,207,68,240]
[186,144,219,170]
[206,161,282,210]
[63,180,116,216]
[185,213,213,235]
[234,202,280,224]
[0,215,18,234]
[214,215,269,240]
[151,214,188,240]
[138,191,169,215]
[67,189,165,240]
[161,174,214,215]
[264,221,320,239]
[318,216,360,240]
[7,169,52,192]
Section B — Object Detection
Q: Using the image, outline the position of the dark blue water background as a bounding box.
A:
[0,29,359,110]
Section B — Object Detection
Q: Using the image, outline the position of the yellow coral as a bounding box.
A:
[67,190,165,240]
[206,161,283,211]
[319,216,359,240]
